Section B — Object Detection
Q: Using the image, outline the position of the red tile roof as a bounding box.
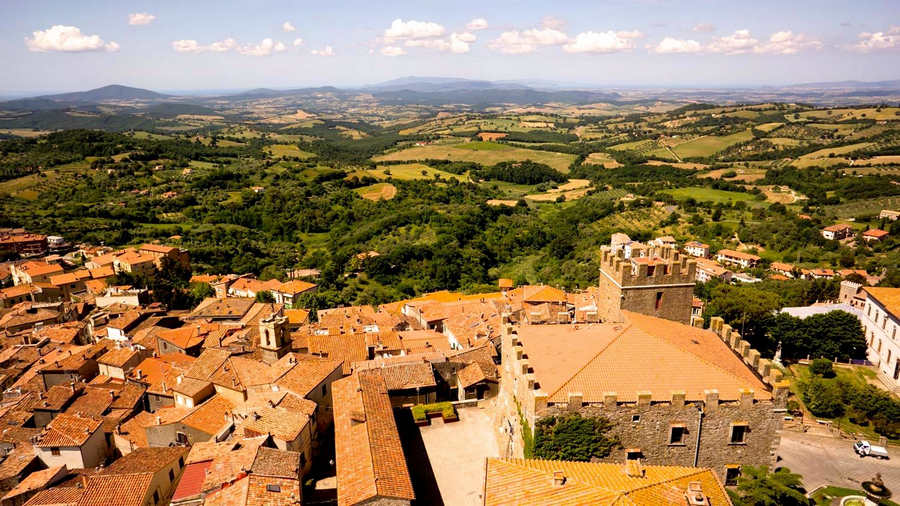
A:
[76,473,154,506]
[171,460,212,501]
[35,413,102,447]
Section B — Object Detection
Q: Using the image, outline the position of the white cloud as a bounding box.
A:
[466,18,488,31]
[172,37,286,56]
[384,19,445,41]
[283,21,296,32]
[238,38,286,56]
[128,13,156,26]
[311,45,335,56]
[381,45,406,56]
[406,32,475,54]
[692,23,715,33]
[562,30,642,54]
[755,30,821,54]
[650,37,703,54]
[854,26,900,52]
[26,25,119,52]
[489,27,569,54]
[541,16,566,30]
[706,29,759,54]
[293,38,304,47]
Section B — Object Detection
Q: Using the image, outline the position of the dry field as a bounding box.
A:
[644,160,709,170]
[373,142,576,173]
[524,179,593,202]
[355,183,397,201]
[486,199,518,207]
[585,152,622,168]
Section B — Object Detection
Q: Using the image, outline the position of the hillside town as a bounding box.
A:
[0,224,897,506]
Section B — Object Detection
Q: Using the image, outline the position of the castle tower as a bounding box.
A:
[597,245,696,324]
[259,312,289,364]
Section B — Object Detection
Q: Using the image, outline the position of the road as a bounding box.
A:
[777,430,900,491]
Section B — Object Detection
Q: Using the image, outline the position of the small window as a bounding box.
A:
[300,452,307,468]
[50,447,60,456]
[322,384,327,396]
[655,292,663,311]
[153,491,159,504]
[625,449,642,460]
[631,415,641,423]
[730,424,748,444]
[266,484,282,493]
[168,469,175,482]
[725,466,741,486]
[178,456,184,468]
[669,425,686,445]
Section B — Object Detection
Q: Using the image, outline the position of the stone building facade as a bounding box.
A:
[597,246,696,324]
[497,310,788,482]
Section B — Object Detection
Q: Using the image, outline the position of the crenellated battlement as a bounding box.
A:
[599,246,697,287]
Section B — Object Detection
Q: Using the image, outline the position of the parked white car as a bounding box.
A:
[854,440,890,459]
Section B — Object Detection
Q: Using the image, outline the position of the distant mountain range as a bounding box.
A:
[2,77,900,114]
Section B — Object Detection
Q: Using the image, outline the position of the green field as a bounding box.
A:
[825,195,900,218]
[799,142,873,160]
[671,129,754,159]
[661,187,762,205]
[373,142,576,173]
[265,144,315,159]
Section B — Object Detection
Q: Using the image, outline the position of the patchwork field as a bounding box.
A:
[799,142,873,160]
[373,142,576,173]
[671,129,754,159]
[584,152,622,168]
[361,163,467,181]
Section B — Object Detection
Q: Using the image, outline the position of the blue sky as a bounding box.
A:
[2,0,900,93]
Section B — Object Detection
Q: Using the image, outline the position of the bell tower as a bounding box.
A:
[259,312,289,364]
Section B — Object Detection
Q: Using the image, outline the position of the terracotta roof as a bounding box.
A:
[88,266,114,279]
[865,287,900,317]
[238,406,311,442]
[172,377,213,397]
[284,309,310,325]
[129,353,194,395]
[522,285,567,303]
[35,413,102,447]
[276,280,317,295]
[171,460,212,501]
[0,284,40,300]
[457,362,489,388]
[16,262,63,278]
[139,243,176,254]
[84,279,107,295]
[333,371,414,506]
[180,395,235,435]
[484,458,731,506]
[3,466,68,502]
[208,356,276,391]
[115,251,156,267]
[203,474,301,506]
[306,332,367,374]
[115,411,154,449]
[770,262,795,272]
[22,487,84,506]
[188,298,255,319]
[184,348,232,380]
[156,323,216,350]
[863,228,889,238]
[371,362,437,390]
[97,347,141,368]
[101,446,187,475]
[498,278,514,288]
[516,311,770,403]
[274,356,341,398]
[823,224,853,232]
[716,249,760,261]
[49,273,81,286]
[0,443,38,480]
[76,472,154,506]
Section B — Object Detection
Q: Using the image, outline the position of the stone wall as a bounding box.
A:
[540,395,782,480]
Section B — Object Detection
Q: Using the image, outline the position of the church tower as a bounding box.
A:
[259,312,289,364]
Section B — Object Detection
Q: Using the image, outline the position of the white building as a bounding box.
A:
[683,241,710,258]
[861,287,900,392]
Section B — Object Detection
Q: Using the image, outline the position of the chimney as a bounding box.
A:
[684,481,708,505]
[156,416,161,425]
[551,470,566,487]
[624,459,645,478]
